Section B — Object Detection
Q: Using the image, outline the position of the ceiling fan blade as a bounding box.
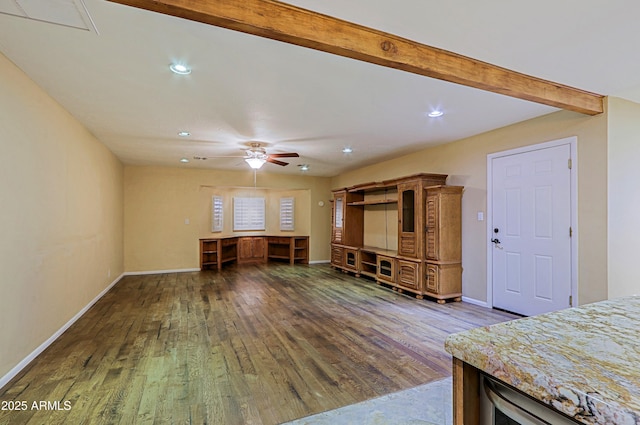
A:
[269,152,299,158]
[266,158,289,166]
[200,155,247,157]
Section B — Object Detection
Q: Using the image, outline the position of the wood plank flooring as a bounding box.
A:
[0,264,518,425]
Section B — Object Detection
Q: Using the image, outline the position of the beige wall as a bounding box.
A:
[607,97,640,299]
[331,108,608,305]
[124,166,332,271]
[0,54,124,379]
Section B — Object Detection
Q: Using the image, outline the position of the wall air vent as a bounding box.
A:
[0,0,98,32]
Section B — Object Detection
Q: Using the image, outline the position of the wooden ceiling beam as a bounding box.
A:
[108,0,604,115]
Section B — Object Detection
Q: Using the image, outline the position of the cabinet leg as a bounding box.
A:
[437,299,446,304]
[416,294,424,300]
[453,297,462,302]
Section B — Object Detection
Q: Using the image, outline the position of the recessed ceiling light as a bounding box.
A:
[342,147,353,154]
[178,131,191,137]
[180,157,189,163]
[299,164,310,171]
[169,63,191,75]
[428,110,444,118]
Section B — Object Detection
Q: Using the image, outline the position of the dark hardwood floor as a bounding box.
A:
[0,264,517,425]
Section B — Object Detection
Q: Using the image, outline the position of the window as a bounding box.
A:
[280,197,294,231]
[211,195,223,232]
[233,197,265,231]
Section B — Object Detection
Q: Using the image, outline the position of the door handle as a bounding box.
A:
[491,238,503,250]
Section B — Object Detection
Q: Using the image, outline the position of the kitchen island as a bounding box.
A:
[445,296,640,424]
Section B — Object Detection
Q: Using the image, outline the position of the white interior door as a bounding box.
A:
[491,143,572,316]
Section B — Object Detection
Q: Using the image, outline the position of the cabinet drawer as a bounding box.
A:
[269,236,291,245]
[221,238,237,247]
[331,246,344,266]
[397,260,420,290]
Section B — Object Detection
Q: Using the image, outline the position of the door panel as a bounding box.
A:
[425,194,438,260]
[534,255,553,300]
[397,260,419,290]
[492,144,571,316]
[505,252,521,293]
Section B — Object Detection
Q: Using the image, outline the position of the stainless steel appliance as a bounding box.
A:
[480,374,580,424]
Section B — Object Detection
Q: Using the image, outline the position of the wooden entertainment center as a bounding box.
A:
[331,173,463,303]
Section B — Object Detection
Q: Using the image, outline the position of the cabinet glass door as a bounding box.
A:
[399,184,418,258]
[402,189,415,232]
[379,259,393,277]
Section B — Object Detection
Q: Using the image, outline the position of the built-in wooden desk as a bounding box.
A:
[200,236,309,271]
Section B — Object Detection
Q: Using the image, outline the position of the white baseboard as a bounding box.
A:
[461,296,490,308]
[0,273,125,389]
[309,260,330,265]
[123,268,201,276]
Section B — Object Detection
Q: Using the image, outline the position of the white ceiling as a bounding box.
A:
[1,0,639,177]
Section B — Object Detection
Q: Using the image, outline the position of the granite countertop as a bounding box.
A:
[444,296,640,424]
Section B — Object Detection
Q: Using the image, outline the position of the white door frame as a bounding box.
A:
[486,137,578,310]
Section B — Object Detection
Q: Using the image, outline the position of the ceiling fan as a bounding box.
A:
[194,142,299,169]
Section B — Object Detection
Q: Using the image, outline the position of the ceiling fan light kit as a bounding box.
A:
[245,157,266,169]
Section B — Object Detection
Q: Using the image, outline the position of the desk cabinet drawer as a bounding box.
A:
[331,245,344,267]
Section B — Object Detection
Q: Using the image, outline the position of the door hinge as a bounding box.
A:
[569,227,573,237]
[569,295,573,307]
[568,158,572,169]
